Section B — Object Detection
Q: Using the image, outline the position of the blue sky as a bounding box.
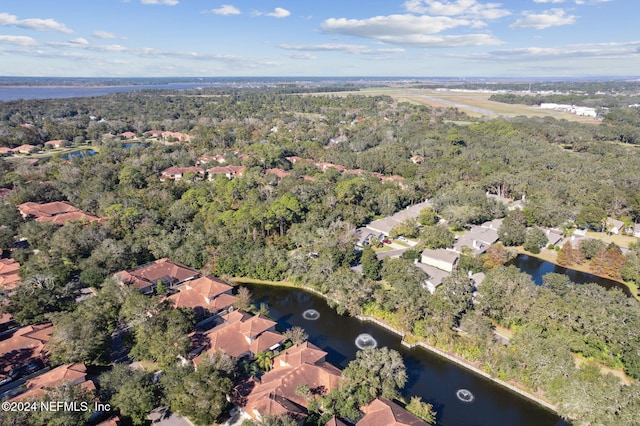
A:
[0,0,637,77]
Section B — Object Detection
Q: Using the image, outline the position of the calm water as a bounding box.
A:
[247,284,566,426]
[0,83,217,102]
[59,149,96,160]
[510,254,632,296]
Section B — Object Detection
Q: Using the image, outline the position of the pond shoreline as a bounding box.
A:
[230,277,560,416]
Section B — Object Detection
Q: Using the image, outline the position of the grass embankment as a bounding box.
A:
[515,246,640,300]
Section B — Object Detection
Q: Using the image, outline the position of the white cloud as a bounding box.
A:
[207,5,241,16]
[70,37,89,45]
[403,0,510,20]
[0,12,73,33]
[471,41,640,62]
[533,0,566,3]
[279,43,405,55]
[141,0,179,5]
[92,30,118,39]
[266,8,291,18]
[320,14,503,47]
[509,8,576,29]
[287,53,317,60]
[0,35,37,46]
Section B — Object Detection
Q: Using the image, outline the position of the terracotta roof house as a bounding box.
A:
[0,258,21,292]
[241,342,342,423]
[357,397,429,426]
[14,144,38,154]
[193,310,283,361]
[264,168,291,180]
[421,248,459,273]
[115,258,200,294]
[0,188,11,198]
[168,276,236,316]
[160,166,205,182]
[0,147,14,156]
[17,201,102,225]
[10,363,94,402]
[120,131,137,139]
[18,201,79,219]
[326,417,349,426]
[0,323,54,382]
[208,165,245,180]
[44,140,65,148]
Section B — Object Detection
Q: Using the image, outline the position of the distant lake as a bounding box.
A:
[510,254,632,296]
[0,83,219,102]
[59,149,96,160]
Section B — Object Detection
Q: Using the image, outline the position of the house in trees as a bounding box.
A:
[366,201,432,236]
[355,228,385,248]
[192,310,284,363]
[453,219,502,255]
[9,363,95,402]
[240,342,342,423]
[17,201,103,225]
[414,262,449,293]
[167,276,236,318]
[0,323,54,384]
[14,144,38,154]
[0,147,14,156]
[160,166,205,181]
[264,168,291,180]
[606,218,625,235]
[207,165,245,180]
[44,140,65,148]
[358,397,429,426]
[0,258,21,292]
[115,258,200,294]
[420,248,459,273]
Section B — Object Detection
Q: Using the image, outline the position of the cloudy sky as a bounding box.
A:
[0,0,637,77]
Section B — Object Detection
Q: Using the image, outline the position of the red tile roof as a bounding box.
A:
[11,363,93,401]
[242,343,342,421]
[0,323,54,376]
[168,276,235,313]
[357,398,429,426]
[116,258,200,292]
[194,311,282,360]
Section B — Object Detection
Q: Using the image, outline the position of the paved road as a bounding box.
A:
[376,247,410,259]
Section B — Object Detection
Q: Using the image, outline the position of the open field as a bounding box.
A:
[322,87,602,122]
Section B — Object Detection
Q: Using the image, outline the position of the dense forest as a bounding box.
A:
[1,86,640,425]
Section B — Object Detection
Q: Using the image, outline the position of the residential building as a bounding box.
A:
[0,323,54,383]
[207,165,245,180]
[17,201,102,225]
[420,248,459,273]
[192,310,283,362]
[0,147,14,156]
[168,276,236,317]
[357,397,429,426]
[160,166,205,181]
[10,363,95,402]
[606,218,625,235]
[366,201,432,236]
[14,144,38,154]
[0,258,21,292]
[115,258,200,294]
[241,342,342,423]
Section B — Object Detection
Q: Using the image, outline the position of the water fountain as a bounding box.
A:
[302,309,320,320]
[456,389,474,403]
[355,333,378,349]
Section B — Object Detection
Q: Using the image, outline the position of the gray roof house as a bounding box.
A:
[366,201,431,236]
[421,248,459,273]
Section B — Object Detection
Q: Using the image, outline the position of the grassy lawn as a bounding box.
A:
[585,230,638,249]
[229,277,300,288]
[573,355,633,385]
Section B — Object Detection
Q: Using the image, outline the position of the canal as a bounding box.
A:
[246,284,567,426]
